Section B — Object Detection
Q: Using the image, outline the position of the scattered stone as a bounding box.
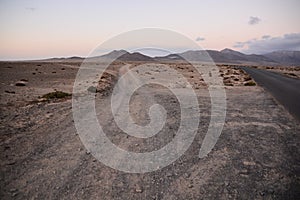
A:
[10,188,17,193]
[259,191,265,196]
[87,86,97,93]
[183,173,190,178]
[224,180,230,186]
[15,81,27,86]
[45,113,53,118]
[135,185,143,193]
[7,161,16,165]
[267,188,274,194]
[11,192,18,197]
[243,161,256,166]
[5,90,15,94]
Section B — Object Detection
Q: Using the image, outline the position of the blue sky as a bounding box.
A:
[0,0,300,59]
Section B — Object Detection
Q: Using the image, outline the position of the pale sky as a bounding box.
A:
[0,0,300,60]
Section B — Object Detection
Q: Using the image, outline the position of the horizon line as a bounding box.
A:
[0,48,298,62]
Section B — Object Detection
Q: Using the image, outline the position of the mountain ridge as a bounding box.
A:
[38,49,300,66]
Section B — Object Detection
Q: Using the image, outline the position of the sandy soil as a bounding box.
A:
[0,61,299,199]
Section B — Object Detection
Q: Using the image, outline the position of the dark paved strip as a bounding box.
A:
[241,67,300,121]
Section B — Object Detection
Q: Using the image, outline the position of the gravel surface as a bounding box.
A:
[0,61,299,199]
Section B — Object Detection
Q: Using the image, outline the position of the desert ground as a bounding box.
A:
[0,61,299,199]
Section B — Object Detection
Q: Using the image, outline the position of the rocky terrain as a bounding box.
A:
[0,61,299,199]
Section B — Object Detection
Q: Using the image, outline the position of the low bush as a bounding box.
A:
[244,81,256,86]
[41,91,71,100]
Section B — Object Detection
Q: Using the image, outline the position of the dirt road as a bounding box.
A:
[0,62,299,199]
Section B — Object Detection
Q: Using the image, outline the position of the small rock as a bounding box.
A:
[183,173,190,178]
[5,90,15,94]
[224,180,230,186]
[7,161,16,165]
[259,191,265,196]
[267,188,274,194]
[166,172,172,177]
[87,86,97,93]
[243,161,256,166]
[10,188,17,193]
[15,81,27,86]
[11,192,18,197]
[135,186,143,193]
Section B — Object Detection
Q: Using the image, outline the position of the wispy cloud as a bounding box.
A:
[262,35,271,39]
[233,42,245,48]
[195,37,205,42]
[234,33,300,54]
[248,16,261,25]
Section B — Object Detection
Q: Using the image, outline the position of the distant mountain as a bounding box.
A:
[263,50,300,66]
[118,52,154,61]
[67,56,84,60]
[72,49,300,66]
[155,48,300,66]
[99,50,128,60]
[92,50,154,62]
[219,48,275,64]
[155,50,213,62]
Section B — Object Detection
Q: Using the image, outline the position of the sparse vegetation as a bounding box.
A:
[244,76,252,81]
[285,72,297,77]
[41,91,71,100]
[244,81,256,86]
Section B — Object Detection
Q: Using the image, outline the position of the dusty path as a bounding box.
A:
[0,62,299,199]
[242,67,300,120]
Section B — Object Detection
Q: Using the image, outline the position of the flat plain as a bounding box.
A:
[0,61,299,199]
